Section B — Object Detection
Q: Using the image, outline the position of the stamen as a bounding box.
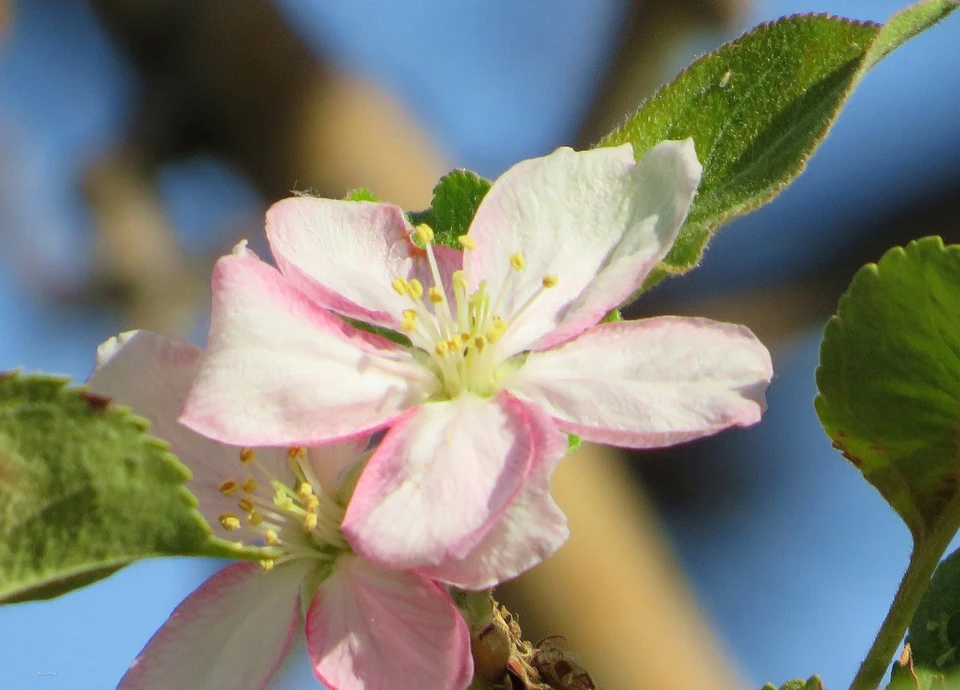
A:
[265,529,280,546]
[474,336,486,353]
[297,482,314,499]
[219,480,239,495]
[542,274,559,288]
[458,235,476,250]
[303,513,318,530]
[239,447,255,465]
[241,477,258,493]
[248,511,264,526]
[415,223,435,244]
[428,286,445,304]
[510,252,525,270]
[237,497,255,513]
[401,311,418,332]
[288,447,307,462]
[435,341,449,357]
[392,277,408,295]
[219,514,241,531]
[260,559,275,571]
[408,279,424,299]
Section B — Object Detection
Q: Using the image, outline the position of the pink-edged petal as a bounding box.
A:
[305,555,472,690]
[342,393,534,569]
[466,141,701,356]
[266,197,464,331]
[420,397,569,589]
[536,139,703,350]
[180,253,436,446]
[118,560,309,690]
[87,330,291,542]
[307,436,371,499]
[506,317,773,448]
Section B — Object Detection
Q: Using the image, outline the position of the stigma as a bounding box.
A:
[394,224,557,398]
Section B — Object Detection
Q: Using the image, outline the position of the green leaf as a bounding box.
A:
[408,169,492,250]
[345,187,381,203]
[601,1,958,292]
[908,549,960,679]
[341,315,411,347]
[0,373,253,604]
[815,237,960,540]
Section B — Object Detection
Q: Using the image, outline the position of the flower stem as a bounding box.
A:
[849,493,960,690]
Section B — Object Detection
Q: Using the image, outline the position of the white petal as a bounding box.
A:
[180,253,436,446]
[420,397,569,589]
[118,561,309,690]
[87,331,290,542]
[342,394,534,569]
[506,317,773,448]
[466,141,701,356]
[305,555,472,690]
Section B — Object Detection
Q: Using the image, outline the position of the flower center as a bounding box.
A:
[392,224,557,399]
[217,447,350,571]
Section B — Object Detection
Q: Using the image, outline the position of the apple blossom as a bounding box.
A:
[180,139,773,578]
[88,331,472,690]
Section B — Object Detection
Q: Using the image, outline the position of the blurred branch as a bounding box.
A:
[0,0,11,40]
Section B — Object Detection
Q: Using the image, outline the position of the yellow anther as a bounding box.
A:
[435,341,449,357]
[542,274,559,288]
[408,279,424,299]
[458,235,476,250]
[492,315,507,329]
[288,446,307,461]
[401,312,418,332]
[237,497,255,513]
[303,512,318,530]
[449,334,463,350]
[428,286,445,304]
[415,223,435,244]
[219,514,242,531]
[265,529,280,546]
[392,277,408,295]
[297,482,314,499]
[452,270,466,289]
[474,336,486,353]
[260,559,275,572]
[306,494,320,510]
[248,511,264,526]
[239,447,255,464]
[510,252,525,270]
[241,477,258,493]
[219,480,239,495]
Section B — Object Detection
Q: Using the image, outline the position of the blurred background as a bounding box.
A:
[0,0,958,688]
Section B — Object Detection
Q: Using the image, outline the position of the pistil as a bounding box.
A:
[392,224,558,399]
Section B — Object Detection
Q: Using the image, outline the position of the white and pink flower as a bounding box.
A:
[179,140,773,582]
[89,331,472,690]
